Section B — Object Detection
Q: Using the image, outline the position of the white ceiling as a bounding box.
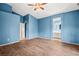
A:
[8,3,79,19]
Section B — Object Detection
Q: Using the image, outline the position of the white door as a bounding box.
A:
[20,23,25,40]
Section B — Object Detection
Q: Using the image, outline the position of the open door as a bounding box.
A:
[20,23,25,40]
[53,17,61,40]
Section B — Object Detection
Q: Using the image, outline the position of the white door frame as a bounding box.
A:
[53,17,61,39]
[20,23,25,40]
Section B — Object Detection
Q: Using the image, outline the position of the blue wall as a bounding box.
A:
[29,15,38,39]
[24,14,38,39]
[12,11,23,23]
[61,10,79,44]
[0,11,20,45]
[0,3,12,13]
[38,16,53,39]
[38,10,79,45]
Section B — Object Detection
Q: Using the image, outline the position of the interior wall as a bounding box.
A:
[61,10,79,44]
[38,16,53,39]
[29,15,38,39]
[38,9,79,45]
[24,14,53,39]
[0,11,20,45]
[24,14,38,39]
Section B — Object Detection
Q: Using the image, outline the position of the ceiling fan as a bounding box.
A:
[27,3,47,11]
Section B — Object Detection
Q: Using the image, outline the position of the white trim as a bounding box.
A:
[62,41,79,46]
[52,38,62,41]
[26,36,79,46]
[29,35,39,39]
[38,36,51,40]
[20,23,25,40]
[52,38,79,46]
[0,41,20,46]
[26,36,51,40]
[52,16,61,34]
[25,36,39,40]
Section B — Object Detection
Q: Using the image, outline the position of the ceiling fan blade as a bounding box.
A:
[34,8,37,11]
[28,4,35,6]
[41,3,47,5]
[77,3,79,5]
[40,7,44,10]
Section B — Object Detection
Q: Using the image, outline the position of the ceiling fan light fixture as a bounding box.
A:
[28,3,47,11]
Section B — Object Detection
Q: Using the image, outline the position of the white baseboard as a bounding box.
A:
[28,36,39,40]
[0,40,20,46]
[0,38,79,46]
[52,38,79,46]
[62,41,79,46]
[38,36,51,40]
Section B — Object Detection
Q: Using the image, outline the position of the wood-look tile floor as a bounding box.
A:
[0,38,79,56]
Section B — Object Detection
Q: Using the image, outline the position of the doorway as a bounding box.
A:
[53,17,61,40]
[20,23,25,40]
